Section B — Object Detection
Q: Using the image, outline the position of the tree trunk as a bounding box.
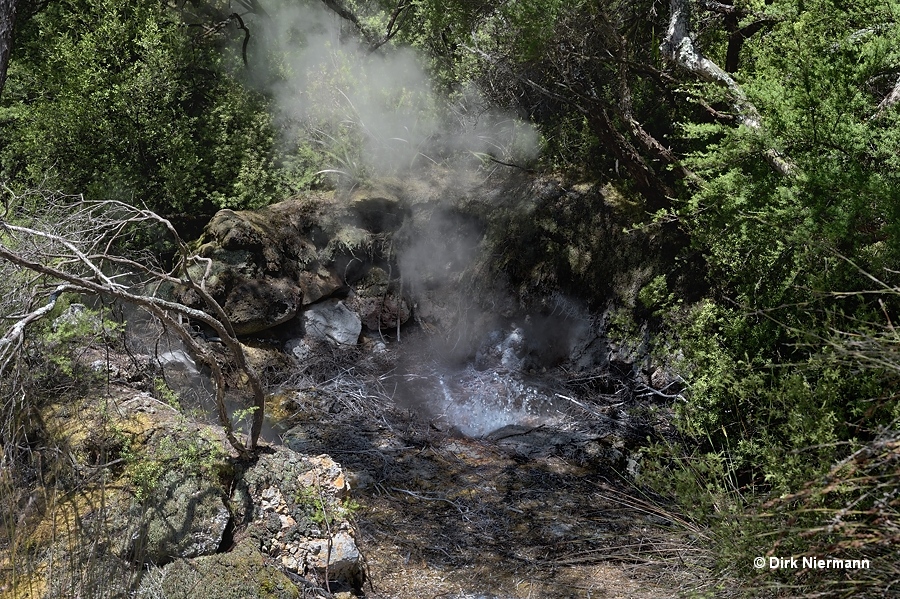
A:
[586,110,673,211]
[0,0,17,98]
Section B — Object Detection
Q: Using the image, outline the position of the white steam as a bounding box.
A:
[243,2,553,437]
[250,0,539,177]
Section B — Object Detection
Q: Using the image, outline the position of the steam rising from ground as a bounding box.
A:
[244,2,587,437]
[251,0,539,178]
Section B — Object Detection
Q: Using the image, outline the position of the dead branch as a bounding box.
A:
[872,73,900,119]
[0,284,69,375]
[0,195,265,455]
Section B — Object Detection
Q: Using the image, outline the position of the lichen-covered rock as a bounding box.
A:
[19,388,239,599]
[299,530,361,583]
[135,539,301,599]
[232,447,363,590]
[124,469,231,564]
[42,399,233,568]
[175,196,348,335]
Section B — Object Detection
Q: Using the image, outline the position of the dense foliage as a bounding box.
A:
[2,0,900,595]
[0,0,286,214]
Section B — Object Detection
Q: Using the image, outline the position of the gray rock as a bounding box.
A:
[126,470,231,564]
[303,300,361,346]
[284,337,313,361]
[301,531,361,584]
[157,349,198,373]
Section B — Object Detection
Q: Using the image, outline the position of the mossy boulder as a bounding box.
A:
[135,539,300,599]
[176,190,409,336]
[123,469,231,565]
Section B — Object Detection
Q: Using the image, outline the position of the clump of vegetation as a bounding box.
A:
[124,421,230,502]
[294,485,360,529]
[0,0,287,215]
[151,377,181,409]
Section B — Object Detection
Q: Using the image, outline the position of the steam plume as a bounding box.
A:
[248,0,539,179]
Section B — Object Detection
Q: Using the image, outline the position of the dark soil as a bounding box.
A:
[273,349,706,599]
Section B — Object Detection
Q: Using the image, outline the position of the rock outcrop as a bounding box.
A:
[174,187,413,343]
[179,198,346,335]
[232,448,364,591]
[172,174,695,390]
[21,386,363,599]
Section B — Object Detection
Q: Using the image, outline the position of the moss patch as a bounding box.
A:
[136,540,300,599]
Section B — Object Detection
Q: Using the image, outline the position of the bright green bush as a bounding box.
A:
[0,0,285,214]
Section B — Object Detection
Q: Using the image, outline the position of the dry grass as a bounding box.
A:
[747,430,900,599]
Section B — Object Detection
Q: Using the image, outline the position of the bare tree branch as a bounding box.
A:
[0,0,16,98]
[0,284,69,375]
[872,73,900,119]
[0,195,267,454]
[230,12,251,66]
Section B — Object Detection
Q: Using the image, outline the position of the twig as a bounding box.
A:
[389,487,466,514]
[313,472,333,594]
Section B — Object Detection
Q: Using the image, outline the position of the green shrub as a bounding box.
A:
[1,0,285,214]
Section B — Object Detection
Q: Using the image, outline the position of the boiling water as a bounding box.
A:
[400,365,566,437]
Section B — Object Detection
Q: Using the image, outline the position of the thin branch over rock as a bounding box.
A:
[0,191,266,455]
[661,0,795,177]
